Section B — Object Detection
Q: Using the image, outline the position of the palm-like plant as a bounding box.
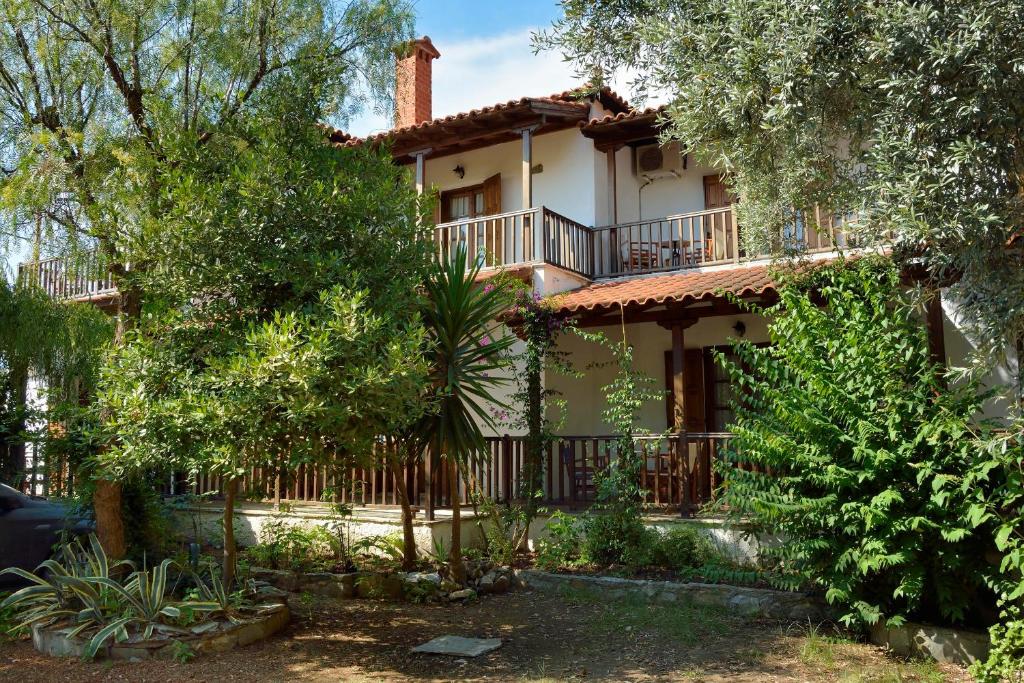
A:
[417,244,515,583]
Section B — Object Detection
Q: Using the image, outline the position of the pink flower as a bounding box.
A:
[479,335,491,346]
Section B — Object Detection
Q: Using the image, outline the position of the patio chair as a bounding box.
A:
[559,443,597,503]
[627,245,659,271]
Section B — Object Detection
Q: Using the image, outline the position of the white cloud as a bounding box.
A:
[344,28,659,138]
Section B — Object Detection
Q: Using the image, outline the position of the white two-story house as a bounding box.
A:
[18,37,1012,518]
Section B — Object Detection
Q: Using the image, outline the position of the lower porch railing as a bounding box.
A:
[152,433,742,518]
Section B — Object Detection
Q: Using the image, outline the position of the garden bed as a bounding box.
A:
[250,560,522,604]
[31,603,290,661]
[518,569,829,622]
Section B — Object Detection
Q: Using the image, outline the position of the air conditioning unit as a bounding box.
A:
[634,142,683,176]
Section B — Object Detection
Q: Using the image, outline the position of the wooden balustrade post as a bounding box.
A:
[424,444,435,521]
[731,209,741,264]
[501,434,512,502]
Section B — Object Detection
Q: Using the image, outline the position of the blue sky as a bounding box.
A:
[411,0,562,41]
[346,0,590,137]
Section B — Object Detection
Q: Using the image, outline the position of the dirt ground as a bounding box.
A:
[0,588,974,683]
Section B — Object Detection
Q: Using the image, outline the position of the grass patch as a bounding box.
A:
[837,660,947,683]
[558,585,731,645]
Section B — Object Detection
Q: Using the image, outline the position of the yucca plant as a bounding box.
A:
[415,243,515,584]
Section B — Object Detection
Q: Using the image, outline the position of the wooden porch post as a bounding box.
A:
[517,126,542,260]
[669,319,697,517]
[925,289,947,376]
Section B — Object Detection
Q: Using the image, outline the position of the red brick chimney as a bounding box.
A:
[395,36,440,129]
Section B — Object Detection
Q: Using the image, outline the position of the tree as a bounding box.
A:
[0,0,415,555]
[718,256,999,627]
[536,0,1024,401]
[0,283,110,485]
[415,245,515,585]
[97,107,431,583]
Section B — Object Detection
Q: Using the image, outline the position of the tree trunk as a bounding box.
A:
[223,477,238,587]
[93,478,127,558]
[448,458,465,585]
[94,286,142,559]
[390,458,417,571]
[521,356,544,549]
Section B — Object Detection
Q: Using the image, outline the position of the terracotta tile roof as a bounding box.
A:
[329,86,631,149]
[549,265,777,315]
[579,105,667,130]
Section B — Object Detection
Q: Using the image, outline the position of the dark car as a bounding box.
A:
[0,483,94,580]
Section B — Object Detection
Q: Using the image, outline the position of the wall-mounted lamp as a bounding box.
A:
[452,164,465,179]
[732,321,746,338]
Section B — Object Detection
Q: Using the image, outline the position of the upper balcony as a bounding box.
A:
[18,205,854,302]
[435,204,854,281]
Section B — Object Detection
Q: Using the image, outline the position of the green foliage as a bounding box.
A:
[537,0,1024,381]
[0,0,414,261]
[415,244,516,460]
[716,256,997,627]
[0,534,265,659]
[966,426,1024,681]
[351,534,405,571]
[535,511,584,571]
[244,517,346,573]
[0,283,111,484]
[650,526,715,572]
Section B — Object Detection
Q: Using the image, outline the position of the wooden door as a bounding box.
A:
[663,349,707,430]
[482,174,502,265]
[703,174,736,261]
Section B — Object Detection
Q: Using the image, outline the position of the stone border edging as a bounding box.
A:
[517,569,829,621]
[31,604,290,661]
[868,621,990,666]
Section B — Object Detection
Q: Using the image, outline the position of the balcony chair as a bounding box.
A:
[627,244,660,271]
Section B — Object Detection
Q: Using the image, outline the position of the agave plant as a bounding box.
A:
[1,534,225,659]
[0,534,131,637]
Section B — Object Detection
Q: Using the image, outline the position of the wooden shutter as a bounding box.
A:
[482,173,501,214]
[663,349,707,430]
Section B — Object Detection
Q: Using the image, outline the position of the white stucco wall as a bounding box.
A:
[941,290,1017,422]
[612,146,724,225]
[413,127,603,226]
[547,314,771,435]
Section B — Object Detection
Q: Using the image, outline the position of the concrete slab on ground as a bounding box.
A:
[411,635,502,657]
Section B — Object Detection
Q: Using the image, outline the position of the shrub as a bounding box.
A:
[717,256,999,628]
[651,526,714,571]
[535,511,584,570]
[245,517,345,573]
[581,512,654,568]
[0,534,245,659]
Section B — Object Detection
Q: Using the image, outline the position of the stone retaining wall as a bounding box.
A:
[517,569,829,621]
[868,621,991,667]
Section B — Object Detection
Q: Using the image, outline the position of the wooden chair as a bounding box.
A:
[628,245,659,271]
[560,443,598,504]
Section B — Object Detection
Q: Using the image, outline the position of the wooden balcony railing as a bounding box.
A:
[17,252,115,301]
[435,205,855,281]
[21,206,855,303]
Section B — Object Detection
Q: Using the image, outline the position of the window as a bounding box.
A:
[441,186,485,222]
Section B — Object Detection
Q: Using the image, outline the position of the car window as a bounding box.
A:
[0,483,28,506]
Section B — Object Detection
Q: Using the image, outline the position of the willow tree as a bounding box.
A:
[0,0,415,555]
[537,0,1024,402]
[0,283,111,485]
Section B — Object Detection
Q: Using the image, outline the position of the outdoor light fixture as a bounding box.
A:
[452,164,465,179]
[732,321,746,337]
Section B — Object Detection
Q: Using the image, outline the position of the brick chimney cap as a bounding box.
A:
[408,35,440,60]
